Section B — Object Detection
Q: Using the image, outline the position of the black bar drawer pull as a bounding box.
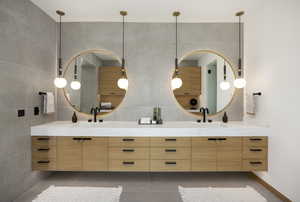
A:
[218,138,227,141]
[165,161,177,165]
[208,138,217,141]
[250,161,262,165]
[122,149,135,152]
[37,137,49,141]
[83,138,92,141]
[37,160,50,164]
[250,138,262,141]
[165,149,177,152]
[123,161,135,165]
[73,137,82,140]
[38,148,50,151]
[250,149,262,152]
[165,138,177,141]
[122,138,135,142]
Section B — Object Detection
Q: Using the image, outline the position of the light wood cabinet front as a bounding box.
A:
[109,137,150,147]
[57,137,82,171]
[150,147,191,159]
[32,136,268,172]
[217,137,242,171]
[109,147,150,159]
[109,160,149,171]
[151,137,191,147]
[82,137,108,171]
[192,137,217,171]
[150,160,191,171]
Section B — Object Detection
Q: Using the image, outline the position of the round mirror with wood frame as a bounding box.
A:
[63,49,127,117]
[172,50,237,118]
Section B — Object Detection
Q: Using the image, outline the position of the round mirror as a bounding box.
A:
[63,49,127,116]
[172,50,236,117]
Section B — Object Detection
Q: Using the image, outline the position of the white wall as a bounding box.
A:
[245,0,300,200]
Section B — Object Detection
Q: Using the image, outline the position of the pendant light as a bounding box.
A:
[54,10,67,88]
[70,57,81,90]
[220,59,231,90]
[233,11,246,89]
[117,11,129,90]
[171,11,183,90]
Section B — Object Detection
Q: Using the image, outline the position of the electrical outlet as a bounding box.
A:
[17,109,25,117]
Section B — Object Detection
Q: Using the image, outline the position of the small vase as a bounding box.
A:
[222,112,228,123]
[72,112,78,123]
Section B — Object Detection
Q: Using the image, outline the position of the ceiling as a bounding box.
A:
[30,0,260,22]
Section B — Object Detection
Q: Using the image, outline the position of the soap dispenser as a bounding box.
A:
[222,112,228,123]
[72,111,78,123]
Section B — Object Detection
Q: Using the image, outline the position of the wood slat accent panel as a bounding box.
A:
[150,160,191,171]
[150,137,191,147]
[109,137,150,147]
[109,147,150,160]
[109,160,149,171]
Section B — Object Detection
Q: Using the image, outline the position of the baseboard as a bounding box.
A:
[249,172,292,202]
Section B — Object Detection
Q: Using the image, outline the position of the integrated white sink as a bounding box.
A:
[31,121,269,137]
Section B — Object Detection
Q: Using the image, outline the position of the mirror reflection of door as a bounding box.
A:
[206,61,217,114]
[172,50,235,117]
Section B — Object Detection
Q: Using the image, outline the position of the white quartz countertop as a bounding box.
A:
[31,121,269,137]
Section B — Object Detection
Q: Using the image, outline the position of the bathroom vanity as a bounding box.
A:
[31,121,268,172]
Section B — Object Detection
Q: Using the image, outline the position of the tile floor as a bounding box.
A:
[14,172,282,202]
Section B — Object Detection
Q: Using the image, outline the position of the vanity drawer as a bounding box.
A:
[150,137,191,147]
[150,147,191,159]
[32,158,56,171]
[32,136,56,146]
[243,137,267,147]
[109,137,150,147]
[243,147,267,159]
[109,160,149,171]
[109,147,150,159]
[243,160,267,171]
[192,137,218,147]
[32,145,56,159]
[150,160,190,171]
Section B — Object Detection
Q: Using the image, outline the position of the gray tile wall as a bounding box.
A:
[0,0,56,201]
[58,22,243,121]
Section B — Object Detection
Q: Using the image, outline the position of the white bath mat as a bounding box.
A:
[32,185,122,202]
[178,186,267,202]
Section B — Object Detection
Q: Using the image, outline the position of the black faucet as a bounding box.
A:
[90,107,101,122]
[199,107,209,123]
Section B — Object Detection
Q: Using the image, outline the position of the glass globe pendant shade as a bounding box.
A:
[117,78,128,90]
[70,80,81,90]
[54,77,67,88]
[220,81,230,90]
[234,78,246,88]
[171,77,182,90]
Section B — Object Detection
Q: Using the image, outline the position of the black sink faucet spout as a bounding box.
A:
[90,107,101,122]
[199,107,209,123]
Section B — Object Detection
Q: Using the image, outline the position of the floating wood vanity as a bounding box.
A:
[31,122,268,172]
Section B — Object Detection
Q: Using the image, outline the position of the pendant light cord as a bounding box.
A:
[58,15,62,76]
[238,15,242,77]
[122,15,125,69]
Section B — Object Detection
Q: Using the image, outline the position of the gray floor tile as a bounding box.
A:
[14,172,283,202]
